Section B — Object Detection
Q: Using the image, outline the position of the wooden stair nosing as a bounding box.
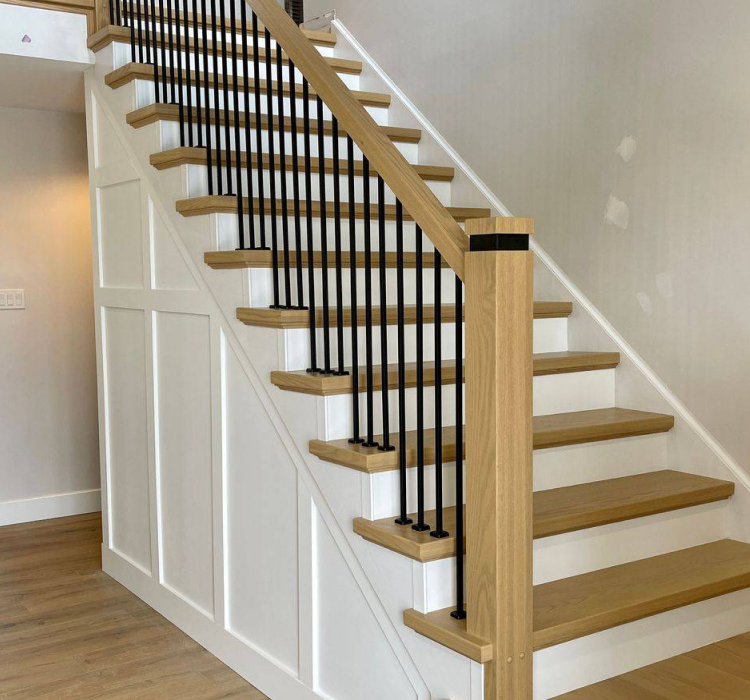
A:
[235,301,574,330]
[88,23,336,54]
[271,351,621,397]
[352,470,735,563]
[158,149,454,182]
[126,103,422,143]
[176,196,489,222]
[308,408,675,473]
[404,539,750,662]
[106,63,382,103]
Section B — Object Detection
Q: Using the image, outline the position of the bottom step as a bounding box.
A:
[553,630,750,698]
[404,540,750,660]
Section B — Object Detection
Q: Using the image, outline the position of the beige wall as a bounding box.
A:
[0,105,99,508]
[309,0,750,476]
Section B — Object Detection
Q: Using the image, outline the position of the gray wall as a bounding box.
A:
[0,106,99,507]
[308,0,750,476]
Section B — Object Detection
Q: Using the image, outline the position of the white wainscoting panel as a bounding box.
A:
[98,179,144,289]
[102,306,152,572]
[154,310,215,616]
[149,196,200,292]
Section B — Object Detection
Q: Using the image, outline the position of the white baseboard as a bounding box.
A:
[102,547,322,700]
[0,488,101,527]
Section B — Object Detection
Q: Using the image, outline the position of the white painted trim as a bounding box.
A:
[0,489,101,527]
[332,17,750,497]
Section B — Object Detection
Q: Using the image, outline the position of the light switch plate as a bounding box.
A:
[0,290,25,309]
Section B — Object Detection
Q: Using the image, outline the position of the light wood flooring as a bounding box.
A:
[0,513,268,699]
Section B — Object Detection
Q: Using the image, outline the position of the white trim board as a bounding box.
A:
[0,489,101,528]
[331,17,750,498]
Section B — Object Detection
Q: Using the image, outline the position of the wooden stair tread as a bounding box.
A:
[551,631,750,698]
[353,470,734,562]
[126,103,422,143]
[405,540,750,661]
[236,301,573,329]
[176,196,489,221]
[160,149,454,181]
[88,23,336,55]
[205,249,452,269]
[271,351,621,396]
[107,63,381,102]
[309,408,675,473]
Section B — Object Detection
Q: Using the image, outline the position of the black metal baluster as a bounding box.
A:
[142,0,151,66]
[239,3,256,246]
[265,29,280,304]
[394,200,412,525]
[413,224,429,531]
[377,176,394,452]
[174,0,185,146]
[191,0,203,148]
[126,0,136,63]
[289,60,305,308]
[451,275,466,619]
[432,250,448,538]
[109,0,115,25]
[218,0,232,193]
[251,13,267,249]
[158,0,167,102]
[347,136,362,444]
[165,0,176,103]
[200,0,213,194]
[181,0,193,147]
[362,157,378,448]
[276,40,291,299]
[135,0,144,64]
[148,0,159,100]
[229,0,244,248]
[332,117,347,375]
[302,80,320,372]
[209,0,223,193]
[316,96,332,374]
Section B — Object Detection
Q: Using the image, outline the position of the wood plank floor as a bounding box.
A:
[554,631,750,698]
[0,513,268,700]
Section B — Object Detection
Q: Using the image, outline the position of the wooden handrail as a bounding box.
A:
[246,0,469,280]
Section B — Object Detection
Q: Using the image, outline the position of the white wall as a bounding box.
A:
[0,105,99,524]
[307,0,750,478]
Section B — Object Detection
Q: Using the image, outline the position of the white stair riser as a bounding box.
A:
[534,586,750,699]
[132,80,388,123]
[365,433,669,520]
[187,165,451,205]
[277,318,566,372]
[159,121,418,160]
[413,500,729,614]
[320,370,615,441]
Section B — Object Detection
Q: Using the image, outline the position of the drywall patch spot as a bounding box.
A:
[616,135,637,163]
[656,272,673,299]
[604,195,630,229]
[636,292,653,316]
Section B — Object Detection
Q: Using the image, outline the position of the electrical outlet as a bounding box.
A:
[0,290,25,309]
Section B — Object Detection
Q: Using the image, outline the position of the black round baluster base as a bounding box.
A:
[348,437,365,445]
[450,609,467,621]
[361,440,379,448]
[412,523,431,532]
[377,444,396,452]
[332,370,350,377]
[430,529,450,539]
[306,367,322,374]
[394,517,413,526]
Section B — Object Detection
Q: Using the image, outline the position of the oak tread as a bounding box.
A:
[309,408,675,473]
[204,249,453,269]
[353,470,735,562]
[271,351,621,396]
[160,150,454,181]
[551,631,750,698]
[126,104,422,143]
[176,195,490,221]
[405,540,750,659]
[236,302,573,329]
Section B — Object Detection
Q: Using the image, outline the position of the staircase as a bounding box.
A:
[85,2,750,699]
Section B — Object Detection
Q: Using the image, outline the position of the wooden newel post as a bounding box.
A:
[464,216,534,700]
